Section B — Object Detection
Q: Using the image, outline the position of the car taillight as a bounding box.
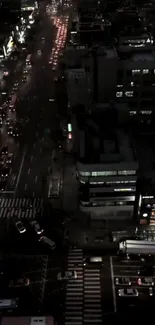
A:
[138,278,141,285]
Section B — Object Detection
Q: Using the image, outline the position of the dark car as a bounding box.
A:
[0,180,6,191]
[13,128,19,137]
[1,146,8,155]
[1,166,9,178]
[138,265,154,277]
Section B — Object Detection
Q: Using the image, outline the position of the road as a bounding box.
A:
[0,0,71,200]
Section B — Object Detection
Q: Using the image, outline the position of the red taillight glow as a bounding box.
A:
[68,133,72,139]
[138,278,141,285]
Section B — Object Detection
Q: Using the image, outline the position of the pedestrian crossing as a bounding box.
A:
[0,197,44,219]
[83,268,102,324]
[0,197,43,208]
[65,249,103,325]
[65,249,84,325]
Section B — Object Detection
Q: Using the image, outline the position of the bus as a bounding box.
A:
[9,94,17,111]
[26,54,32,66]
[0,298,18,309]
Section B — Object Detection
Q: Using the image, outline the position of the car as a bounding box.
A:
[1,166,9,178]
[14,81,18,87]
[13,86,18,91]
[6,153,13,164]
[1,146,8,155]
[149,287,154,296]
[23,69,28,74]
[138,277,154,286]
[115,277,131,286]
[13,128,19,137]
[37,49,42,54]
[15,221,26,234]
[57,270,77,281]
[0,118,3,126]
[29,220,44,235]
[39,236,56,249]
[83,256,103,266]
[0,110,6,118]
[0,156,5,167]
[118,288,138,297]
[8,126,13,135]
[9,277,30,288]
[138,266,154,277]
[5,118,10,126]
[0,179,6,191]
[22,77,27,82]
[49,60,52,64]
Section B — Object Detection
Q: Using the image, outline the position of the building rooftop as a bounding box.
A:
[78,113,137,165]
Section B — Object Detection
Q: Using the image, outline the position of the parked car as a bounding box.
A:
[57,271,77,281]
[1,146,8,155]
[118,288,138,297]
[9,277,30,288]
[138,277,154,286]
[115,277,131,286]
[39,236,56,249]
[29,220,44,235]
[15,221,26,234]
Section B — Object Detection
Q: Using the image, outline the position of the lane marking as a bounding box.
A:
[31,156,33,161]
[35,176,38,183]
[24,184,27,190]
[28,168,31,174]
[110,256,117,313]
[15,150,26,191]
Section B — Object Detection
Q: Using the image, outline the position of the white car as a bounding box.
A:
[15,221,26,234]
[29,220,44,234]
[57,271,77,281]
[138,277,154,286]
[118,288,138,297]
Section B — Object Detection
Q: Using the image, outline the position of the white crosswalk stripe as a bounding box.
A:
[65,249,83,325]
[0,198,44,219]
[83,268,102,324]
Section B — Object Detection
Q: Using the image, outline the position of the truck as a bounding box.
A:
[118,240,155,258]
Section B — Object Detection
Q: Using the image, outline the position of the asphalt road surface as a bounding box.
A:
[1,0,70,199]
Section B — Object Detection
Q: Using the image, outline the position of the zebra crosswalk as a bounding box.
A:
[65,249,103,325]
[65,249,84,325]
[84,268,102,324]
[0,197,44,219]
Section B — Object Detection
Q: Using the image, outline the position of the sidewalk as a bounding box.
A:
[62,153,78,211]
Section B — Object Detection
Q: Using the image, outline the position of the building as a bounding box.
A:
[75,110,138,220]
[0,0,21,25]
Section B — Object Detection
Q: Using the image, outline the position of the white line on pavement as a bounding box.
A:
[110,256,117,313]
[24,184,27,190]
[31,156,33,161]
[28,168,31,174]
[35,176,38,183]
[15,150,26,191]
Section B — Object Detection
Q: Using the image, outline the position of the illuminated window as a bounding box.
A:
[140,110,152,115]
[91,171,117,176]
[143,69,149,74]
[116,91,123,97]
[125,91,133,97]
[118,170,136,175]
[132,69,140,75]
[114,188,135,192]
[129,111,136,116]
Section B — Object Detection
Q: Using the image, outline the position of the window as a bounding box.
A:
[125,91,133,97]
[79,171,91,176]
[143,69,149,74]
[91,171,117,176]
[114,188,135,192]
[118,170,136,175]
[116,91,123,98]
[132,69,140,75]
[140,110,152,115]
[129,110,136,116]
